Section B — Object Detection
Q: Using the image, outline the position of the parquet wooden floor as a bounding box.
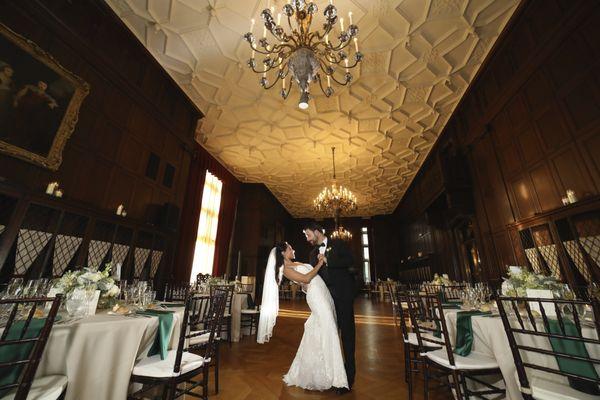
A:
[201,297,450,400]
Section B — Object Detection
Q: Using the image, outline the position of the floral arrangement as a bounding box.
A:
[207,277,231,286]
[53,263,120,298]
[501,267,562,297]
[431,273,452,286]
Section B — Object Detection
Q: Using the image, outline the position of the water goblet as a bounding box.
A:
[66,289,86,317]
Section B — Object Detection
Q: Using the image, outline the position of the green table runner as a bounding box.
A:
[137,310,175,360]
[547,319,600,395]
[0,317,59,397]
[454,311,490,356]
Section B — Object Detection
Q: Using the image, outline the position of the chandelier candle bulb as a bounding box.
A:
[348,11,353,25]
[277,13,281,26]
[340,17,344,32]
[354,37,359,52]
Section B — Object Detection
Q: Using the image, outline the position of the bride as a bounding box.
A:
[257,241,349,391]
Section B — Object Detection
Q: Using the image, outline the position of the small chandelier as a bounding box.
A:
[313,147,357,215]
[243,0,362,109]
[331,226,352,241]
[314,147,356,241]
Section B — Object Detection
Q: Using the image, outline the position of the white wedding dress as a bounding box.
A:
[282,263,348,390]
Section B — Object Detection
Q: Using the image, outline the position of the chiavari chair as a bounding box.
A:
[497,295,600,400]
[187,293,224,394]
[386,282,402,326]
[409,292,505,400]
[128,292,227,400]
[400,291,441,400]
[164,282,190,302]
[0,295,67,400]
[209,285,234,347]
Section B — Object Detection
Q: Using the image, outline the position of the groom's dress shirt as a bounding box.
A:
[319,238,328,256]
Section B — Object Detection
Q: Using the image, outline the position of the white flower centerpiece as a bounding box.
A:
[501,266,563,297]
[431,273,452,286]
[53,263,120,309]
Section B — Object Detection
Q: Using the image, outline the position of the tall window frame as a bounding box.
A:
[361,226,371,283]
[190,171,223,281]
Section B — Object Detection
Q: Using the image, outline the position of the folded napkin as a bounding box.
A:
[160,303,185,308]
[0,316,60,397]
[442,303,462,309]
[547,319,600,395]
[454,311,490,356]
[137,310,175,360]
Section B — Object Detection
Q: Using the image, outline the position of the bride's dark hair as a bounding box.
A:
[275,241,288,282]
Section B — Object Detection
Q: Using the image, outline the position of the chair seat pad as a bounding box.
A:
[1,375,67,400]
[223,312,231,318]
[240,309,260,315]
[404,332,442,349]
[426,349,499,370]
[133,350,207,378]
[516,371,600,400]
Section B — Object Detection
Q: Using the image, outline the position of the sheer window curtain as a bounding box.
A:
[190,171,223,282]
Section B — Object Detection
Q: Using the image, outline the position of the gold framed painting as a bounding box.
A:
[0,23,89,170]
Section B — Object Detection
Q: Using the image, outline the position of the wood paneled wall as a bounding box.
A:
[0,0,205,283]
[230,184,294,280]
[0,0,201,219]
[388,0,600,283]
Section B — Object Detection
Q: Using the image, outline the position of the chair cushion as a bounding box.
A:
[240,309,260,315]
[425,348,499,370]
[1,375,68,400]
[223,312,231,318]
[404,332,442,349]
[515,370,600,400]
[189,331,211,346]
[132,350,207,378]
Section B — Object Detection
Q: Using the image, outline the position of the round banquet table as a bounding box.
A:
[34,308,185,400]
[231,292,250,342]
[442,309,600,400]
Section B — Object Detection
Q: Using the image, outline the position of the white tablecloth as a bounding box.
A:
[231,293,250,342]
[443,309,600,400]
[35,308,185,400]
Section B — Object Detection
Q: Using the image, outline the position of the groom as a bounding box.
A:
[304,222,356,392]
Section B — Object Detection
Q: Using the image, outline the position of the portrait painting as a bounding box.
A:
[0,24,89,170]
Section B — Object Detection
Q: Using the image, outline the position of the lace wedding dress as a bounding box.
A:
[282,263,348,390]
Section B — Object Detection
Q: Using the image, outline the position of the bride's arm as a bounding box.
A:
[282,260,324,284]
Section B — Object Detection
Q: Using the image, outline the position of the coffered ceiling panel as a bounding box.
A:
[106,0,520,217]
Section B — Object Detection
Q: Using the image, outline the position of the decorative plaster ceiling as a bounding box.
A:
[106,0,520,217]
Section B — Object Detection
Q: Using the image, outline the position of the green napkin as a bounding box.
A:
[0,317,59,397]
[434,320,441,338]
[547,319,600,395]
[138,310,175,360]
[454,311,490,356]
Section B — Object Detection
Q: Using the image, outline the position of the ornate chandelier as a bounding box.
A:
[243,0,362,109]
[314,147,357,240]
[331,226,353,241]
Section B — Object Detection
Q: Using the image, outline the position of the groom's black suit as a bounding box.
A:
[309,237,356,387]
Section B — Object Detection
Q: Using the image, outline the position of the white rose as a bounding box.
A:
[106,285,120,297]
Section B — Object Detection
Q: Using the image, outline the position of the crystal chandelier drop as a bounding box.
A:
[243,0,362,109]
[314,147,357,240]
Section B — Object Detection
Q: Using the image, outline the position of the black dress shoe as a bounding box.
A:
[335,387,351,395]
